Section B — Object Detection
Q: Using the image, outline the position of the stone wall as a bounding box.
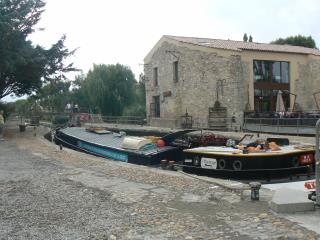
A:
[144,40,247,129]
[297,58,320,111]
[144,38,320,130]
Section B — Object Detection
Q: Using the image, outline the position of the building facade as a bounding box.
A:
[144,35,320,130]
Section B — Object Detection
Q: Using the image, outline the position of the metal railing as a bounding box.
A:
[244,110,320,119]
[243,117,320,135]
[101,115,146,125]
[244,117,319,127]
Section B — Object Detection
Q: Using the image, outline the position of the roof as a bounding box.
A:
[164,35,320,56]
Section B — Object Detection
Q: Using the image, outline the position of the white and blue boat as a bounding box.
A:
[54,127,193,165]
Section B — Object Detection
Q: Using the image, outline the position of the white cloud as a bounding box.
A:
[27,0,320,81]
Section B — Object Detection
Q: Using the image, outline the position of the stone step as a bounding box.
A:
[209,113,227,117]
[269,188,315,213]
[209,120,227,123]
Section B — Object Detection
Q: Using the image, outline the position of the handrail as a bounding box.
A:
[243,117,320,136]
[244,117,319,127]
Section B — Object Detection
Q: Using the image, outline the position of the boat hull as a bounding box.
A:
[54,127,183,165]
[179,146,315,180]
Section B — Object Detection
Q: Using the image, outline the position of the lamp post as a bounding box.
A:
[315,119,320,206]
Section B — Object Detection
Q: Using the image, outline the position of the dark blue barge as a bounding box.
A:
[54,127,191,165]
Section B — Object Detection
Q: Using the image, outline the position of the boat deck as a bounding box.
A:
[184,145,315,157]
[59,127,176,155]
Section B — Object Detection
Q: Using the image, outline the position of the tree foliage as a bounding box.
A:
[0,0,77,99]
[243,33,248,42]
[78,64,140,116]
[23,63,146,117]
[122,73,146,117]
[271,35,317,48]
[35,81,71,112]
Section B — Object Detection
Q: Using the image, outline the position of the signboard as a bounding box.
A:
[201,157,217,169]
[299,153,314,165]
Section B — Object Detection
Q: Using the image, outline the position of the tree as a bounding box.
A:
[122,73,146,117]
[271,35,317,48]
[81,64,137,116]
[0,0,77,100]
[249,35,253,42]
[35,81,71,112]
[243,33,248,42]
[69,73,88,111]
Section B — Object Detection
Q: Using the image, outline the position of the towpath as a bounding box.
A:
[0,120,319,239]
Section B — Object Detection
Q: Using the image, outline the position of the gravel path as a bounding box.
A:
[0,121,319,240]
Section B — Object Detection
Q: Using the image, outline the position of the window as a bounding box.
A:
[173,61,178,82]
[153,67,158,86]
[281,62,289,83]
[272,62,281,83]
[150,96,160,117]
[253,60,289,83]
[254,89,290,112]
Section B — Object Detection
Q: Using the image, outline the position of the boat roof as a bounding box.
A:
[59,127,175,155]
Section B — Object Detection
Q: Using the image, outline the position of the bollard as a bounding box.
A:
[19,124,26,132]
[167,160,175,171]
[249,182,261,201]
[161,160,168,170]
[51,131,54,142]
[60,144,63,150]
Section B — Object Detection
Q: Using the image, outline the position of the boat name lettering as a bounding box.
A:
[200,157,217,169]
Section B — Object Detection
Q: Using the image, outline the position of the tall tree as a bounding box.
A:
[35,81,71,112]
[81,64,137,116]
[69,73,88,111]
[248,35,253,42]
[243,33,248,42]
[123,73,146,117]
[271,35,317,48]
[0,0,77,100]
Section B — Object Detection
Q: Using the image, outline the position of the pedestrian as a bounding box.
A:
[65,102,72,113]
[0,110,5,140]
[74,104,79,113]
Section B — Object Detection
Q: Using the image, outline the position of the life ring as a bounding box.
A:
[232,160,243,170]
[218,159,226,169]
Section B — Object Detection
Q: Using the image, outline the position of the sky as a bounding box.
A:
[4,0,320,101]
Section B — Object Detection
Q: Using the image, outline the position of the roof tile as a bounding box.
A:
[165,35,320,56]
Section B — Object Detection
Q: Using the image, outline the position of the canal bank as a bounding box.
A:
[1,120,319,239]
[84,122,317,145]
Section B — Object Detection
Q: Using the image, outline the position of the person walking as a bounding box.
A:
[0,110,5,140]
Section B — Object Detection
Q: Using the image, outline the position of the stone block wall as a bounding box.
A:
[297,58,320,111]
[144,38,320,130]
[144,40,247,129]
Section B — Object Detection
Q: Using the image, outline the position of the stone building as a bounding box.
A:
[144,35,320,130]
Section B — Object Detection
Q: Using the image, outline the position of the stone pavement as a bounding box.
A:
[0,121,319,239]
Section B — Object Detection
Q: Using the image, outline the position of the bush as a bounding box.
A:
[122,105,146,117]
[52,115,69,125]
